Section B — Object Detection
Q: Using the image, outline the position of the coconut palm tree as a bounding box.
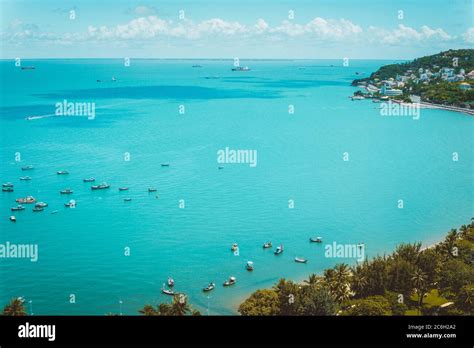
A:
[441,229,458,258]
[351,265,368,298]
[412,268,428,314]
[324,264,352,303]
[169,295,191,316]
[304,274,320,286]
[139,304,158,316]
[2,298,27,316]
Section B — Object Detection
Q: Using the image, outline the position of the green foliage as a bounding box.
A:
[438,259,474,296]
[1,298,27,316]
[455,285,474,314]
[138,293,200,316]
[343,296,392,316]
[296,285,338,316]
[239,222,474,316]
[238,289,280,316]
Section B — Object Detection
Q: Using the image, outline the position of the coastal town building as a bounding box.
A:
[381,84,403,96]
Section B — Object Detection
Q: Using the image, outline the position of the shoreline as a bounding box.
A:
[418,101,474,116]
[230,233,449,315]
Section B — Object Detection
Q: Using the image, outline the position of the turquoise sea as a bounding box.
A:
[0,59,472,315]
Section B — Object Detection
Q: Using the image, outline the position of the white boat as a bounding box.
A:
[295,257,308,263]
[203,282,215,292]
[91,183,110,190]
[310,237,323,243]
[57,170,69,175]
[10,216,16,222]
[231,243,238,252]
[246,261,254,271]
[19,176,31,181]
[263,242,272,249]
[162,288,174,296]
[232,66,250,71]
[16,196,35,204]
[223,276,236,286]
[274,245,284,255]
[167,277,175,287]
[11,205,25,211]
[64,200,76,207]
[351,95,365,100]
[2,182,14,187]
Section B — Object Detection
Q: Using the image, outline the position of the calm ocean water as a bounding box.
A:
[0,59,472,315]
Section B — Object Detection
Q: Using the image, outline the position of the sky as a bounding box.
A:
[0,0,473,59]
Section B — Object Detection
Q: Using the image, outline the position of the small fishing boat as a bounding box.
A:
[246,261,254,271]
[2,187,14,192]
[64,200,76,207]
[203,282,215,292]
[274,245,284,255]
[11,205,25,211]
[223,276,236,287]
[295,257,308,264]
[19,176,31,181]
[161,163,170,167]
[162,288,175,296]
[124,198,132,202]
[231,66,250,71]
[310,237,323,243]
[83,177,95,182]
[2,182,14,187]
[60,188,73,194]
[35,202,48,208]
[231,243,238,252]
[16,196,35,204]
[263,242,272,249]
[91,183,110,190]
[148,187,157,192]
[21,165,34,171]
[118,187,129,191]
[167,277,175,287]
[32,207,44,212]
[57,170,69,175]
[10,216,16,222]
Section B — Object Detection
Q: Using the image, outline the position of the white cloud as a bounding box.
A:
[368,24,454,44]
[269,17,362,40]
[254,18,269,33]
[133,6,157,15]
[462,27,474,43]
[2,15,461,51]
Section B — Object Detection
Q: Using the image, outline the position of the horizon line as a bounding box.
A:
[0,57,410,61]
